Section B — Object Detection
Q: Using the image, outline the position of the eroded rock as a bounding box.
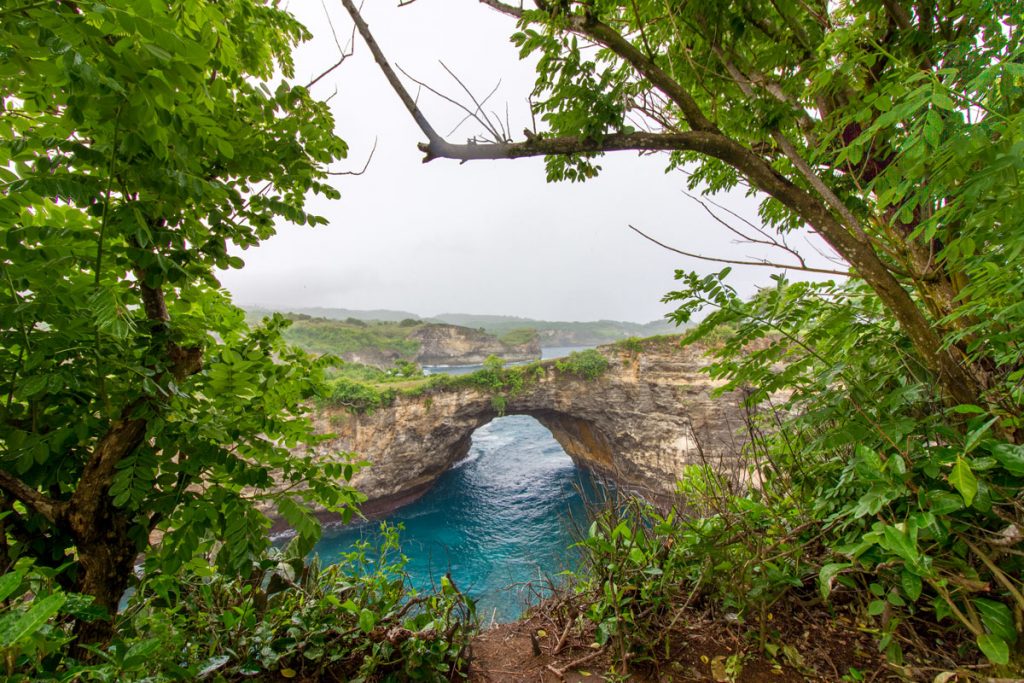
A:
[309,338,751,512]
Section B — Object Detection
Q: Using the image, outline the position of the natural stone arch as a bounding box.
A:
[310,338,749,514]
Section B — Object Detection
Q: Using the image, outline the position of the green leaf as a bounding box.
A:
[977,634,1009,665]
[0,569,26,602]
[819,562,852,600]
[124,637,164,667]
[0,593,66,647]
[358,608,376,634]
[992,443,1024,476]
[974,599,1017,644]
[900,571,922,602]
[951,404,986,414]
[948,457,977,507]
[931,91,956,110]
[880,524,919,565]
[925,490,963,515]
[964,417,998,453]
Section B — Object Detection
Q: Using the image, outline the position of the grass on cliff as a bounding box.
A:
[274,314,545,366]
[497,327,539,347]
[281,315,423,358]
[322,348,615,415]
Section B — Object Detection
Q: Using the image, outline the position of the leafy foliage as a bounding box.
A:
[666,275,1024,668]
[554,349,610,380]
[0,0,357,632]
[281,316,423,359]
[325,378,399,415]
[450,0,1024,669]
[2,528,476,681]
[566,472,809,668]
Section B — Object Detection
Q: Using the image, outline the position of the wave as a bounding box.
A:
[450,449,482,470]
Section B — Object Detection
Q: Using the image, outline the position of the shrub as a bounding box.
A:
[1,528,476,681]
[615,337,644,354]
[325,378,397,414]
[555,349,610,380]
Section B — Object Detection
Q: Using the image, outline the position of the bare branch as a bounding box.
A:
[0,470,65,527]
[418,130,733,163]
[628,224,849,277]
[477,0,524,18]
[679,189,812,268]
[438,61,508,141]
[396,64,492,139]
[306,0,355,89]
[683,189,763,233]
[446,81,502,138]
[339,0,443,145]
[684,190,781,249]
[328,137,377,176]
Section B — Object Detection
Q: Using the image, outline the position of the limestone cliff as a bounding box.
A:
[409,324,540,366]
[308,338,750,513]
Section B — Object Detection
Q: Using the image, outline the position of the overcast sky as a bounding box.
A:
[218,1,842,323]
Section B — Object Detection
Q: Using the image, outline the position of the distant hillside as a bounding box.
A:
[246,306,420,323]
[257,313,540,368]
[244,306,681,347]
[430,314,679,346]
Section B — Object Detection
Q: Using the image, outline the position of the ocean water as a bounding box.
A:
[313,415,599,623]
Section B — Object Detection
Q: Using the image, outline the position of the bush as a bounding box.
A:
[554,349,610,380]
[663,274,1024,669]
[1,527,476,681]
[325,378,397,414]
[564,471,808,668]
[615,337,644,354]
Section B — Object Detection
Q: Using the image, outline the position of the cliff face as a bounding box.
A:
[310,338,750,512]
[409,324,540,366]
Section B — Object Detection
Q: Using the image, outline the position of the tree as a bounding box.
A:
[0,0,358,640]
[341,0,1023,437]
[339,2,1024,663]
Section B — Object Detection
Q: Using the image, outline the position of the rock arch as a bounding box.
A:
[311,338,749,513]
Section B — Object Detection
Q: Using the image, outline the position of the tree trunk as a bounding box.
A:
[71,501,137,651]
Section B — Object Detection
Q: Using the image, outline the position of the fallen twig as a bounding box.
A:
[545,647,605,679]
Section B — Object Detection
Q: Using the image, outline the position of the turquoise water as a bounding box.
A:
[313,415,599,623]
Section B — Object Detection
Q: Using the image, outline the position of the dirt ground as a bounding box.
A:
[466,598,970,682]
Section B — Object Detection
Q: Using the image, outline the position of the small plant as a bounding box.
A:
[615,337,644,354]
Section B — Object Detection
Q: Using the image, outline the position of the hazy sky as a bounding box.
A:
[218,1,842,323]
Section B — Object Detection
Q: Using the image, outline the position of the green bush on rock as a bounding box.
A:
[554,349,610,381]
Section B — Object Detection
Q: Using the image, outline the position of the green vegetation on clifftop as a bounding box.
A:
[276,315,423,359]
[323,348,614,416]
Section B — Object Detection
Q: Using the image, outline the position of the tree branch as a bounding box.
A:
[419,130,736,162]
[628,224,848,277]
[0,469,66,527]
[328,137,377,176]
[571,14,716,132]
[476,0,524,19]
[343,0,988,409]
[339,0,443,146]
